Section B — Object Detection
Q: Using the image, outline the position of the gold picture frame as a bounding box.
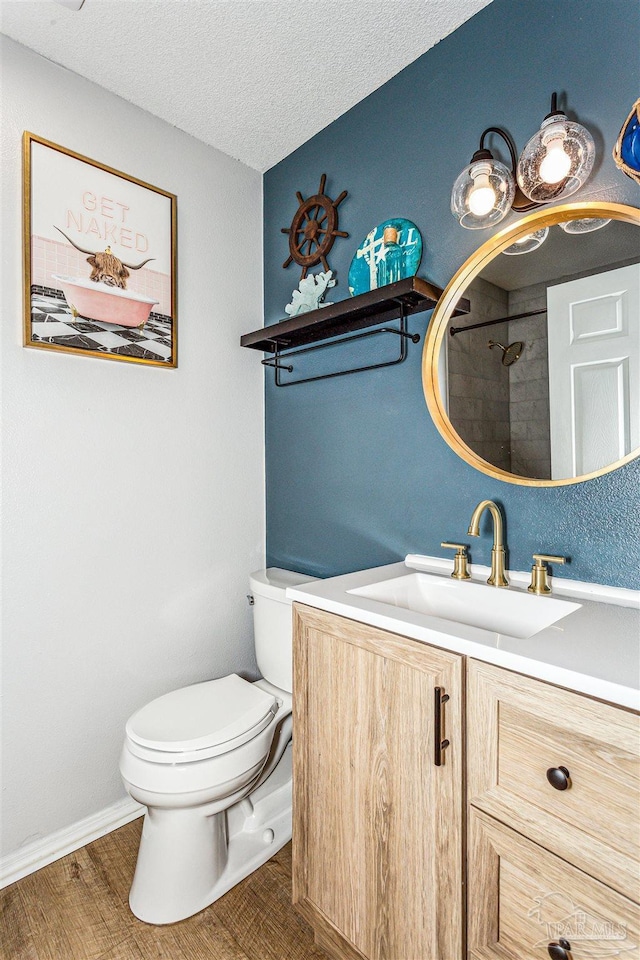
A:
[23,132,177,367]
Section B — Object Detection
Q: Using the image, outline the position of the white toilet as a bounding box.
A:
[119,567,316,925]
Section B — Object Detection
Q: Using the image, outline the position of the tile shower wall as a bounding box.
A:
[447,279,551,480]
[263,0,640,589]
[447,277,511,473]
[508,284,550,479]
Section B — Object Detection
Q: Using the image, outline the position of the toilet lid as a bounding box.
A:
[125,674,278,753]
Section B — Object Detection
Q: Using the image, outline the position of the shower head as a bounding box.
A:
[488,340,524,366]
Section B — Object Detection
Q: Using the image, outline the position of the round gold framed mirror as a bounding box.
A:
[423,201,640,486]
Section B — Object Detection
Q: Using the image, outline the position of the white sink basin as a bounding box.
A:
[348,572,581,640]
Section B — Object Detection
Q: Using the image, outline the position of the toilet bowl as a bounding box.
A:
[119,568,315,925]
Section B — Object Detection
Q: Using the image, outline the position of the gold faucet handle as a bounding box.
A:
[528,554,567,595]
[533,554,567,565]
[441,542,471,580]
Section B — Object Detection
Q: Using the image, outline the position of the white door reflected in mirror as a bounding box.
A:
[547,264,640,479]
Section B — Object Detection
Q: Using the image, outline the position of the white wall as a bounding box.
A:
[0,37,265,858]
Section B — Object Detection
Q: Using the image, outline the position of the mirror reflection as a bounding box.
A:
[440,213,639,481]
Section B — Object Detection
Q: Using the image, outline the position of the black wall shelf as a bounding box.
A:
[240,277,469,354]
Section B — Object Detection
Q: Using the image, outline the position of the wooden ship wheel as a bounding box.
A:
[281,174,348,279]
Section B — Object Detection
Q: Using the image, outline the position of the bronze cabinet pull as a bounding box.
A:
[547,938,572,959]
[546,765,572,790]
[434,687,450,766]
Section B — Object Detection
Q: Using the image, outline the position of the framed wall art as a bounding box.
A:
[23,132,177,367]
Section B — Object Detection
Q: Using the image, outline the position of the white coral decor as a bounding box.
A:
[284,270,336,317]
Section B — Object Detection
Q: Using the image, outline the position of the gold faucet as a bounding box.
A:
[441,542,471,580]
[467,500,509,587]
[528,553,567,594]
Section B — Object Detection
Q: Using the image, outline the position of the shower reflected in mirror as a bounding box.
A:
[488,340,524,366]
[426,204,640,485]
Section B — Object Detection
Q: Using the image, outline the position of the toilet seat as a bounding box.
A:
[125,674,279,764]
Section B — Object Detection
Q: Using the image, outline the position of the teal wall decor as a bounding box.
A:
[263,0,640,589]
[348,218,423,296]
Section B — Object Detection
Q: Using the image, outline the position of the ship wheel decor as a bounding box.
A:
[281,174,349,280]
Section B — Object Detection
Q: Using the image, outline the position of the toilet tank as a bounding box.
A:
[249,567,318,693]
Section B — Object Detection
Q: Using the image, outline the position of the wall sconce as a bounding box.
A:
[450,127,519,229]
[451,93,595,230]
[559,217,611,234]
[517,93,595,202]
[500,216,610,257]
[502,228,549,255]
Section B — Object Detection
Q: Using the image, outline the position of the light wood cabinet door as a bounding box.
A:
[292,604,464,960]
[467,659,640,899]
[468,808,640,960]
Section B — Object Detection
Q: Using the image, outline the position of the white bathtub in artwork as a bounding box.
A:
[52,274,159,328]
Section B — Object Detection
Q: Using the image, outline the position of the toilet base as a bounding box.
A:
[129,742,293,924]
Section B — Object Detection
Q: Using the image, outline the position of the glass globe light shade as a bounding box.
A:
[559,217,611,234]
[517,113,595,203]
[451,158,515,229]
[502,227,549,256]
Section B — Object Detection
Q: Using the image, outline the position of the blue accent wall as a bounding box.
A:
[263,0,640,588]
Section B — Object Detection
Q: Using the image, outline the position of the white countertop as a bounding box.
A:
[287,556,640,710]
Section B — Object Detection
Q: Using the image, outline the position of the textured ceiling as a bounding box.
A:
[0,0,493,171]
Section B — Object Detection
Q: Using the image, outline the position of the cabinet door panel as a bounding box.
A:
[293,604,463,960]
[468,808,640,960]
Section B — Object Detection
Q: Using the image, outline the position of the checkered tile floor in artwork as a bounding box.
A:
[30,292,174,363]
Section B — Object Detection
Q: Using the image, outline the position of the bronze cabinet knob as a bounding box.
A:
[546,766,572,790]
[548,938,572,959]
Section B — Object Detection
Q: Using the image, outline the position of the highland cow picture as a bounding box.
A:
[23,132,177,367]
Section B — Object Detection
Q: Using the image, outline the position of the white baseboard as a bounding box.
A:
[0,797,144,889]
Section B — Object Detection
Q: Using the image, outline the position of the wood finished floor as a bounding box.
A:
[1,819,330,960]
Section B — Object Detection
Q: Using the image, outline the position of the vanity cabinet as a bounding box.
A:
[466,660,640,959]
[292,606,640,960]
[292,604,464,960]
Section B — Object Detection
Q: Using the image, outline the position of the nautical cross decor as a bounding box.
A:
[348,218,423,296]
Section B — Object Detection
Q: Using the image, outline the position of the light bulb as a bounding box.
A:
[469,180,496,216]
[468,165,496,216]
[451,154,515,229]
[539,135,572,184]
